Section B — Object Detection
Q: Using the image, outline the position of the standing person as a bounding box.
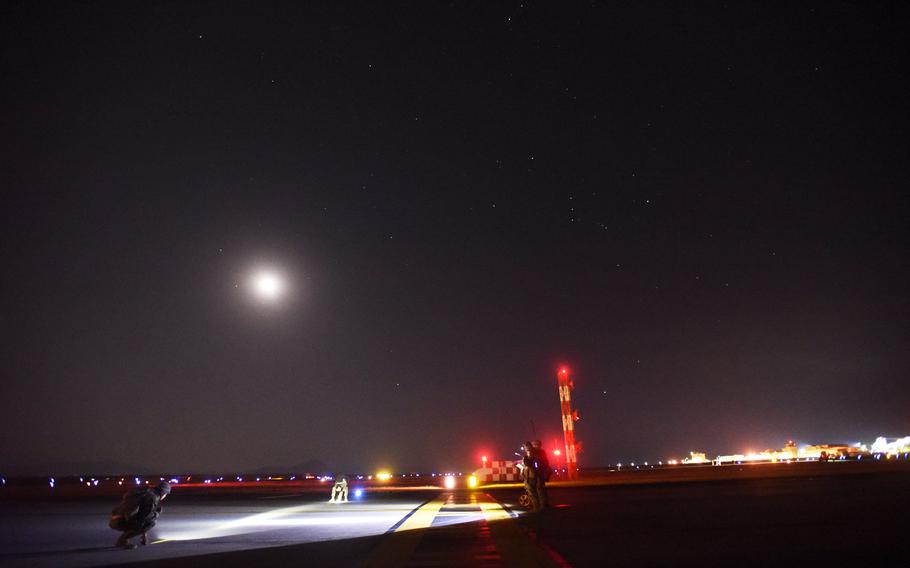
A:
[530,440,551,510]
[520,441,543,512]
[109,481,171,549]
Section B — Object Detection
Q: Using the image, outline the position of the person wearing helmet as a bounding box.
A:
[110,481,171,549]
[519,441,543,512]
[529,440,551,509]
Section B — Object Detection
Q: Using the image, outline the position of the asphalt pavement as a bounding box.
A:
[490,468,910,567]
[0,490,441,567]
[0,489,557,568]
[2,465,909,567]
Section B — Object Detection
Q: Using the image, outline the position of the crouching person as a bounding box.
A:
[329,475,348,503]
[110,481,171,549]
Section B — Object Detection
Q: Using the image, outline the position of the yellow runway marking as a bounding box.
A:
[479,493,561,567]
[362,492,561,567]
[361,495,447,567]
[392,496,447,533]
[478,498,512,522]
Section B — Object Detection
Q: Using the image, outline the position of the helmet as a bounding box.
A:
[522,441,533,451]
[154,481,172,496]
[531,440,542,448]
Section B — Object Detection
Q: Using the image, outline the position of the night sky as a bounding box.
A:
[2,2,908,475]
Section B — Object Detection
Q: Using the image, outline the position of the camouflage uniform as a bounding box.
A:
[530,440,550,509]
[330,475,348,502]
[521,442,544,512]
[110,482,170,549]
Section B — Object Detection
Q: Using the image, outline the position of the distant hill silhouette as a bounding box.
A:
[249,459,329,474]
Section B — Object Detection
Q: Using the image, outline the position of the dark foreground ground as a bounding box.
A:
[497,469,909,566]
[1,462,908,567]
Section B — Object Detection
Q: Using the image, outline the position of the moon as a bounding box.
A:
[250,270,284,301]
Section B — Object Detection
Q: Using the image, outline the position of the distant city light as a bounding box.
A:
[871,435,910,454]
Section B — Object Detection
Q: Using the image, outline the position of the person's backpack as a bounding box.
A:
[109,489,144,530]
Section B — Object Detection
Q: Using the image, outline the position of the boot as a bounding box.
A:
[140,533,148,546]
[116,534,136,549]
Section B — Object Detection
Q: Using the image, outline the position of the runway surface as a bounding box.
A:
[0,490,431,567]
[2,465,909,567]
[0,489,558,567]
[492,469,910,566]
